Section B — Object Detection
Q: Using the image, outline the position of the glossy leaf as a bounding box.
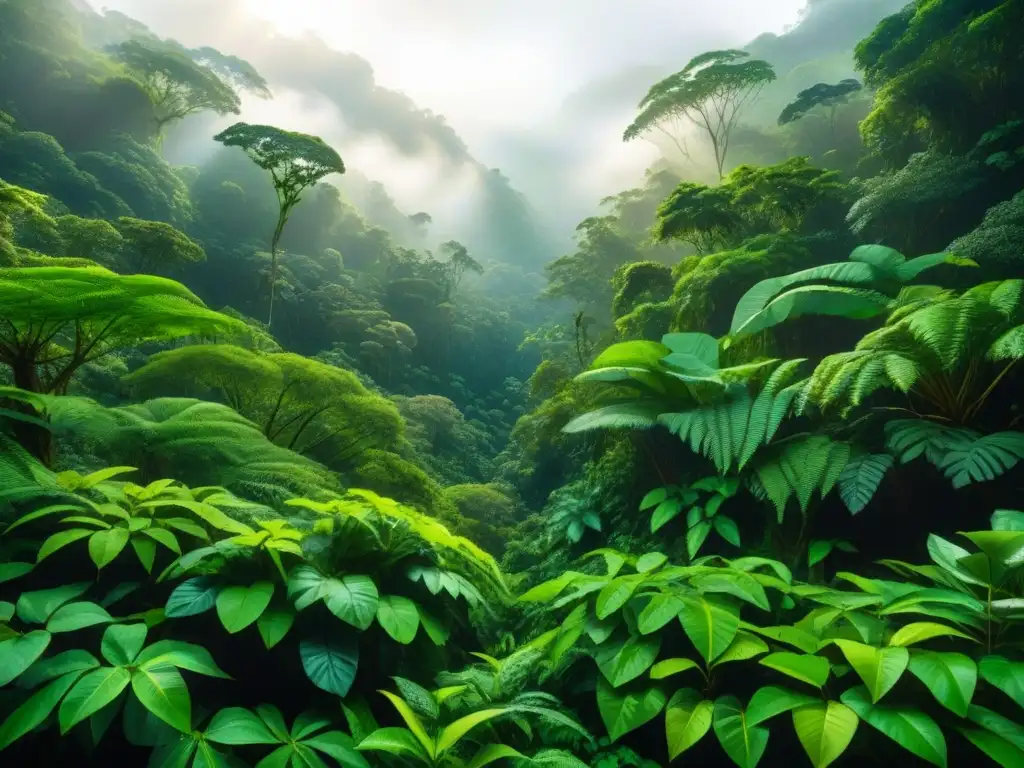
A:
[958,727,1024,768]
[131,664,191,733]
[257,605,295,650]
[300,634,359,697]
[46,602,114,633]
[205,707,281,745]
[165,577,221,618]
[0,631,52,687]
[88,528,130,569]
[745,686,817,726]
[759,652,830,688]
[216,582,274,634]
[375,595,419,644]
[36,529,94,563]
[687,520,712,559]
[979,656,1024,709]
[597,636,661,687]
[16,649,99,689]
[713,696,769,768]
[665,688,713,760]
[16,583,89,624]
[650,658,699,680]
[714,631,770,667]
[0,670,84,751]
[792,701,859,768]
[908,651,976,717]
[59,667,132,734]
[597,676,667,742]
[637,594,685,634]
[323,575,379,630]
[101,624,148,666]
[596,577,640,620]
[835,640,908,702]
[714,516,741,546]
[136,640,231,679]
[841,686,946,767]
[678,597,739,664]
[889,622,976,647]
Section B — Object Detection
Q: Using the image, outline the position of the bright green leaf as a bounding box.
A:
[759,652,830,688]
[793,701,859,768]
[665,688,712,760]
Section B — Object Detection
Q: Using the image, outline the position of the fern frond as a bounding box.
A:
[562,402,663,434]
[753,435,852,519]
[838,454,894,514]
[938,432,1024,489]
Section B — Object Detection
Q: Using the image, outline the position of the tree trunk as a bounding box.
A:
[9,358,53,466]
[267,208,289,329]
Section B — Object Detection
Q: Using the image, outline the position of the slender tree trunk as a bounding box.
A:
[268,208,289,329]
[9,357,53,465]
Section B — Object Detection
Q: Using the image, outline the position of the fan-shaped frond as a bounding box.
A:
[838,454,895,514]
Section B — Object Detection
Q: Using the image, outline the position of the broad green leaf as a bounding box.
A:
[16,649,99,689]
[597,676,667,742]
[0,670,84,751]
[841,686,946,766]
[299,634,359,697]
[393,677,438,720]
[253,744,292,768]
[101,624,148,666]
[792,701,859,768]
[759,652,830,688]
[131,664,191,733]
[597,636,661,687]
[303,731,370,767]
[323,575,379,630]
[165,577,220,618]
[417,607,449,646]
[518,571,582,603]
[36,529,94,563]
[46,602,114,633]
[927,534,986,586]
[650,658,699,680]
[687,520,712,559]
[131,535,157,573]
[256,703,290,741]
[356,727,431,761]
[88,528,130,569]
[291,711,332,740]
[0,562,34,583]
[378,691,434,757]
[640,487,669,511]
[713,631,770,667]
[908,651,976,717]
[636,552,668,573]
[215,582,274,634]
[678,597,739,664]
[16,585,90,626]
[745,686,817,726]
[375,595,419,644]
[889,622,976,647]
[59,666,131,733]
[744,624,821,653]
[0,601,14,622]
[596,577,640,620]
[958,727,1024,768]
[257,605,295,650]
[966,705,1024,751]
[205,707,281,745]
[665,688,713,760]
[136,640,231,679]
[637,594,685,634]
[651,498,684,532]
[808,540,835,567]
[713,516,741,547]
[436,708,508,755]
[0,630,52,686]
[692,572,769,610]
[141,527,181,554]
[979,656,1024,709]
[835,640,908,702]
[464,744,524,768]
[713,696,769,768]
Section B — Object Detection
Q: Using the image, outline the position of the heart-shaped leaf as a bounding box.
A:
[666,688,713,760]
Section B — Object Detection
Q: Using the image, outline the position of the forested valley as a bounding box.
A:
[0,1,1022,766]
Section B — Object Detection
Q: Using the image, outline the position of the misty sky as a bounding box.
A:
[85,1,811,244]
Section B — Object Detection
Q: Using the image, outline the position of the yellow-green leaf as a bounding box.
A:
[793,701,859,768]
[889,622,976,647]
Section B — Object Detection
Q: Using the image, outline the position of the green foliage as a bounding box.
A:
[214,121,346,327]
[778,80,863,128]
[113,216,205,274]
[0,266,245,395]
[625,50,777,178]
[123,344,402,471]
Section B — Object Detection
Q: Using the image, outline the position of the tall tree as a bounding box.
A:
[214,122,346,328]
[438,239,483,300]
[110,39,247,141]
[778,79,863,143]
[624,50,776,179]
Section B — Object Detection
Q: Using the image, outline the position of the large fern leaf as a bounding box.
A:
[938,432,1024,489]
[752,435,852,519]
[838,454,894,514]
[562,402,663,433]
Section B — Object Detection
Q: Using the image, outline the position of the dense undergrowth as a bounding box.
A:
[1,0,1023,766]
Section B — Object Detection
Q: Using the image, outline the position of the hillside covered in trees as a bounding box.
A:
[1,1,1023,766]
